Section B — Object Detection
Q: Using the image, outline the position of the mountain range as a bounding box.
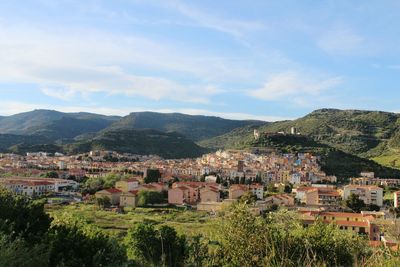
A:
[0,109,262,158]
[1,108,400,179]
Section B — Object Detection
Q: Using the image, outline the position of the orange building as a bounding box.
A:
[300,211,381,241]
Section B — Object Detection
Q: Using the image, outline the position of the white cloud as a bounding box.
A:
[0,101,290,122]
[163,0,265,39]
[248,71,343,101]
[0,22,246,104]
[317,27,364,54]
[40,87,76,100]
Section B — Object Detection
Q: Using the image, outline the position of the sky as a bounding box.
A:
[1,0,400,121]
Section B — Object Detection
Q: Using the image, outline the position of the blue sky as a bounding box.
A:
[1,0,400,121]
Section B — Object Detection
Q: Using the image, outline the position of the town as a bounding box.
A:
[1,148,400,250]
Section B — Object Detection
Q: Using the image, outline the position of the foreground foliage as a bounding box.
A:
[1,187,400,266]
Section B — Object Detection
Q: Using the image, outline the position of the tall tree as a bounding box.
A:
[345,193,365,213]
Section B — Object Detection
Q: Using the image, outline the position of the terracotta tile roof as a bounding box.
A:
[125,178,139,182]
[104,188,122,193]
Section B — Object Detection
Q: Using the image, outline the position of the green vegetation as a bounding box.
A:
[125,223,186,266]
[201,109,400,171]
[2,189,400,266]
[65,129,208,159]
[47,204,218,238]
[137,191,166,206]
[0,188,126,267]
[0,110,260,158]
[201,122,400,179]
[144,169,162,183]
[108,111,264,142]
[0,109,119,136]
[82,173,130,194]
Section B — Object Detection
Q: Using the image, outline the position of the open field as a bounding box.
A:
[46,204,219,239]
[373,153,400,169]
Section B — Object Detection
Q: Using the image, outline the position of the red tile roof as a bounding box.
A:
[104,188,122,193]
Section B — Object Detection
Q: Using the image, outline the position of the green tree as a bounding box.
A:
[144,169,161,184]
[137,191,165,206]
[0,233,48,267]
[0,188,51,242]
[159,225,186,267]
[82,177,105,194]
[283,183,292,193]
[239,191,257,205]
[218,203,268,267]
[96,196,111,209]
[125,223,186,266]
[125,222,161,265]
[185,235,209,267]
[103,173,125,188]
[43,171,59,178]
[345,193,366,213]
[266,183,277,193]
[48,215,126,267]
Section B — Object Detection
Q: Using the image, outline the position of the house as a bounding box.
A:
[0,179,55,197]
[249,184,264,199]
[168,186,190,205]
[300,211,382,241]
[115,178,139,192]
[205,175,218,183]
[394,191,400,208]
[95,188,122,205]
[265,194,294,206]
[120,190,138,208]
[343,185,383,207]
[296,187,341,206]
[200,186,220,203]
[228,184,248,199]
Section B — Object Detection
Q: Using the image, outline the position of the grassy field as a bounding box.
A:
[373,153,400,169]
[46,203,219,239]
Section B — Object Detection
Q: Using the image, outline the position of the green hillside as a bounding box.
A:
[200,109,400,175]
[65,129,207,159]
[0,134,51,151]
[0,110,120,137]
[197,125,259,149]
[258,109,400,156]
[108,111,264,141]
[29,117,117,140]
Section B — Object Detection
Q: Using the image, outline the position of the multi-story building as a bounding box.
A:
[115,178,139,192]
[394,191,400,208]
[343,185,383,207]
[300,211,382,241]
[249,184,264,199]
[295,186,341,206]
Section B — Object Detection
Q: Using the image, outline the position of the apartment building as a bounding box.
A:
[394,191,400,208]
[343,185,383,207]
[295,186,341,206]
[300,211,382,241]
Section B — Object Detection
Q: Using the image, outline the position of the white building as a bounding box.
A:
[249,184,264,200]
[343,185,383,207]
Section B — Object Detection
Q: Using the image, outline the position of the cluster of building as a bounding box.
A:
[95,178,167,207]
[0,177,78,196]
[2,150,400,246]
